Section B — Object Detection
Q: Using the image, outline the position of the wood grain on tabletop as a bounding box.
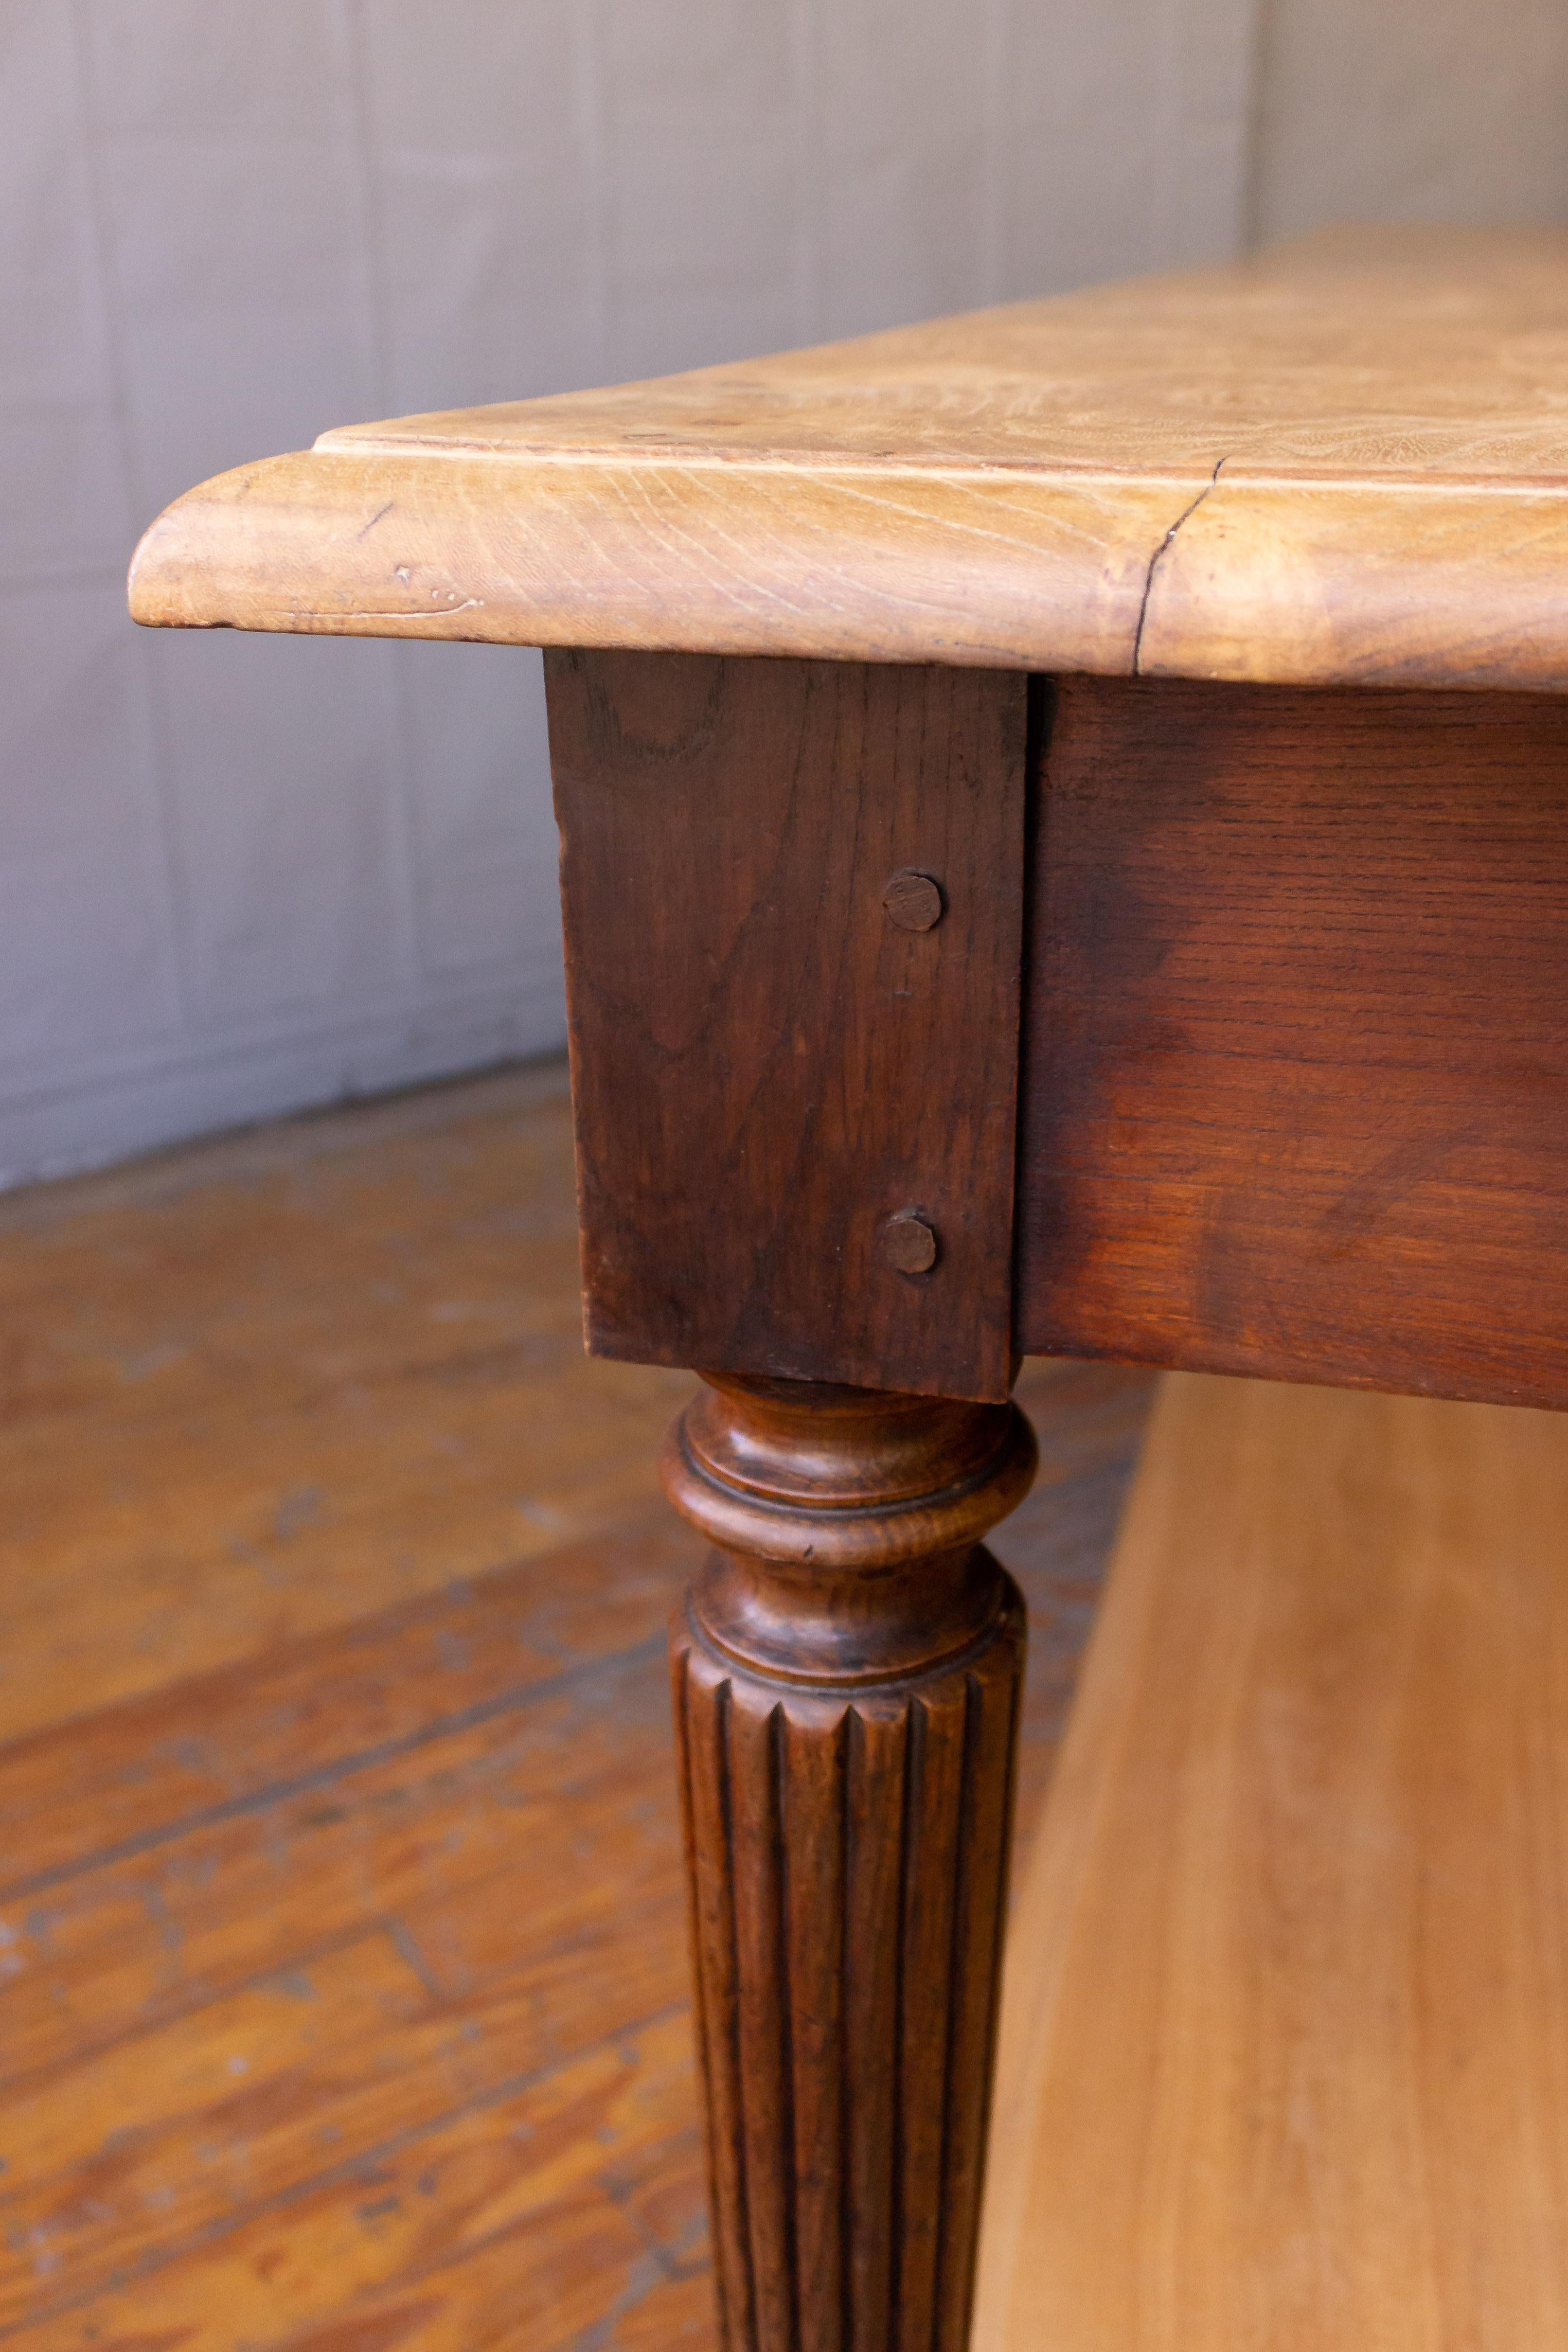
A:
[128,227,1568,691]
[0,1062,1152,2348]
[976,1369,1568,2351]
[1018,674,1568,1411]
[547,649,1026,1404]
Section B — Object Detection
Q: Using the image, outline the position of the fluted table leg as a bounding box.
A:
[662,1374,1037,2352]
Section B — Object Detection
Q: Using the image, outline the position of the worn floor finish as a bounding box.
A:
[0,1062,1152,2349]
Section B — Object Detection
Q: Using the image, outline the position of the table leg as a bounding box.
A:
[662,1373,1037,2352]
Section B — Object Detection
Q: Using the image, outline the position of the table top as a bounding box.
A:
[130,226,1568,692]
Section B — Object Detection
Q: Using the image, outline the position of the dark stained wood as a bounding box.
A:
[1017,674,1568,1409]
[880,1211,938,1275]
[881,870,945,933]
[662,1373,1038,2352]
[546,651,1028,1405]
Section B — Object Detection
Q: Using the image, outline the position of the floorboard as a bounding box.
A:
[0,1061,1151,2348]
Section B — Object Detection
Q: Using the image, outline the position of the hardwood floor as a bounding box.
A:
[0,1062,1152,2349]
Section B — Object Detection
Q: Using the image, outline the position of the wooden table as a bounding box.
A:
[130,224,1568,2351]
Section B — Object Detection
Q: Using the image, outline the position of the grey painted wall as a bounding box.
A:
[1251,0,1568,243]
[4,0,1564,1183]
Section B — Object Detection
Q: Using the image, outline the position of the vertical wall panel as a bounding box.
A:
[359,4,602,410]
[1251,0,1568,242]
[0,587,181,1067]
[149,631,409,1024]
[811,1,992,338]
[0,10,132,578]
[995,0,1261,296]
[394,646,564,991]
[597,0,803,375]
[81,1,380,512]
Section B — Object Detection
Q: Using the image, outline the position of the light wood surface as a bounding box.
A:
[976,1370,1568,2352]
[0,1062,688,1743]
[130,227,1568,690]
[0,1062,1152,2346]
